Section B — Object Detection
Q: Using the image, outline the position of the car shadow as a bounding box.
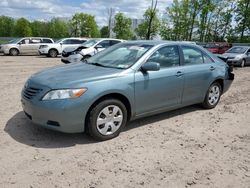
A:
[4,111,96,148]
[124,105,201,131]
[5,105,202,148]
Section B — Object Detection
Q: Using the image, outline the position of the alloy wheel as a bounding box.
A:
[96,105,123,136]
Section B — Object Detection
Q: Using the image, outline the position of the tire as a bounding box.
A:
[9,48,19,56]
[49,49,58,57]
[202,82,222,109]
[240,59,246,68]
[88,99,127,141]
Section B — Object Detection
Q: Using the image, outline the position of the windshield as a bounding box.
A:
[86,43,153,69]
[226,46,248,54]
[82,39,98,48]
[6,38,22,44]
[55,38,65,43]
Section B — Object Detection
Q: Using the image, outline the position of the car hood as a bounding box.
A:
[30,63,123,88]
[63,46,88,53]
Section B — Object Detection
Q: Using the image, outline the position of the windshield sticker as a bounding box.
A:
[117,64,129,68]
[129,46,145,51]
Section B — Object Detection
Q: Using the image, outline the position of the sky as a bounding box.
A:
[0,0,173,26]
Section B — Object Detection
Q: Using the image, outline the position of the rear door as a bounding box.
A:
[180,46,216,104]
[29,38,42,54]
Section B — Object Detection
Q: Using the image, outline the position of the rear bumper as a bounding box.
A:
[223,71,234,94]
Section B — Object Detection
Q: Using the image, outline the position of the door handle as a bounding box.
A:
[210,66,215,71]
[176,71,184,77]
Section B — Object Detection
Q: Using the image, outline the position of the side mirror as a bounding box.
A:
[141,62,160,72]
[247,52,250,56]
[18,42,22,45]
[95,44,103,49]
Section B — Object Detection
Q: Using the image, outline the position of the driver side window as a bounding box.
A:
[147,46,180,68]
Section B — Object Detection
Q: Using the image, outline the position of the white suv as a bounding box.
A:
[1,37,54,56]
[39,38,88,57]
[61,38,124,63]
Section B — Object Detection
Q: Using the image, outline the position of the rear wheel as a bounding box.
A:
[49,49,58,57]
[202,82,222,109]
[88,99,127,141]
[9,48,19,56]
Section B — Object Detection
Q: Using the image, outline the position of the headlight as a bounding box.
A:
[234,55,242,60]
[42,88,87,100]
[71,50,80,55]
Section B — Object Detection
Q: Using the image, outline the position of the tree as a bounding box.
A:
[31,21,49,37]
[136,0,160,40]
[113,13,133,40]
[13,18,32,37]
[70,13,100,37]
[235,0,250,42]
[100,26,109,38]
[47,18,69,38]
[0,16,15,37]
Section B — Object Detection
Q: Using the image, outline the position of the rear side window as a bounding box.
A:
[30,38,42,43]
[203,53,214,64]
[182,46,203,65]
[70,39,85,44]
[98,40,111,48]
[42,39,53,43]
[110,40,121,45]
[147,46,180,68]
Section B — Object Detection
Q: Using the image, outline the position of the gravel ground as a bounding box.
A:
[0,55,249,188]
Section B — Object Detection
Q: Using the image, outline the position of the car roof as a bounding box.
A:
[124,40,197,47]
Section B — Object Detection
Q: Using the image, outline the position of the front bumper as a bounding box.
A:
[226,59,242,66]
[38,48,49,55]
[61,54,82,64]
[21,96,89,133]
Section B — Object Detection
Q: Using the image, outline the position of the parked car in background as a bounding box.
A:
[21,41,234,141]
[221,46,250,67]
[39,38,88,57]
[61,38,124,63]
[1,37,54,56]
[204,42,231,54]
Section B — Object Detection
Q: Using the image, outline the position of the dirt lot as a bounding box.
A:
[0,55,249,188]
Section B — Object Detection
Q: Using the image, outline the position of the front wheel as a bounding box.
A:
[49,49,58,57]
[88,99,127,141]
[240,59,246,68]
[202,82,222,109]
[9,48,19,56]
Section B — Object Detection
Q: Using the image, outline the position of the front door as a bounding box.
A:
[134,45,184,115]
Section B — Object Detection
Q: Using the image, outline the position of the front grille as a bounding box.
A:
[22,86,42,100]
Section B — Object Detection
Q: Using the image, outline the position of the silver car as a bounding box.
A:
[2,37,54,56]
[222,46,250,67]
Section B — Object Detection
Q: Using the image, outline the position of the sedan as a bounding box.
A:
[21,41,234,141]
[222,46,250,67]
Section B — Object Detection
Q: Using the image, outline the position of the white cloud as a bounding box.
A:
[0,0,172,26]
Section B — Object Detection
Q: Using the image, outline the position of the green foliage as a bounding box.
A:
[13,18,32,37]
[135,8,160,39]
[100,26,109,38]
[113,13,133,40]
[30,21,49,37]
[0,16,14,37]
[47,18,70,38]
[70,13,100,37]
[235,0,250,42]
